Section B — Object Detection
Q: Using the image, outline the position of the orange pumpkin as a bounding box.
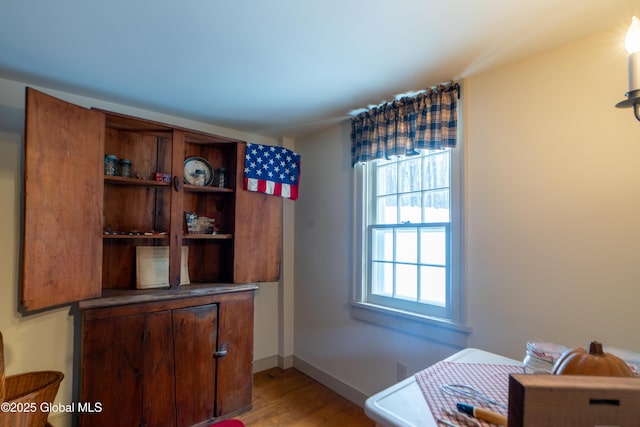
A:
[551,341,634,377]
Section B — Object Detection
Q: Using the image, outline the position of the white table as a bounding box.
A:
[364,348,522,427]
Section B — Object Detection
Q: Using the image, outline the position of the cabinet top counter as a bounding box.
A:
[78,283,259,310]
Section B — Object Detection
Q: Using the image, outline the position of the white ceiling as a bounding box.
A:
[1,0,638,138]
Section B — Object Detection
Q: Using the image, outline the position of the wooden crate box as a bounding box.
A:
[508,374,640,427]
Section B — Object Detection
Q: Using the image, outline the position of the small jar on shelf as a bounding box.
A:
[118,159,132,178]
[104,154,117,176]
[215,167,227,188]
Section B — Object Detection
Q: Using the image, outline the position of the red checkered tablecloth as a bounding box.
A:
[414,361,524,426]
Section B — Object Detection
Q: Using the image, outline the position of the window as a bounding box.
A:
[353,145,466,338]
[367,149,452,318]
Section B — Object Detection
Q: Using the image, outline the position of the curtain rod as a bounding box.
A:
[349,81,459,116]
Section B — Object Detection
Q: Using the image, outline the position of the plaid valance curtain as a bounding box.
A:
[350,83,459,166]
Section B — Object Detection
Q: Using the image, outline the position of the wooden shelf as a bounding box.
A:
[183,184,233,193]
[103,233,169,239]
[24,88,280,304]
[79,283,257,309]
[104,175,171,187]
[183,233,233,240]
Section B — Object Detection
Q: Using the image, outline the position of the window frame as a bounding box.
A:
[351,139,469,344]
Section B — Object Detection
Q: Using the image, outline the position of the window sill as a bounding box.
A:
[350,301,471,347]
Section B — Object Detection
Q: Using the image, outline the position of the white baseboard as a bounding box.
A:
[292,356,369,407]
[252,355,279,373]
[278,354,294,369]
[252,354,296,373]
[252,355,369,408]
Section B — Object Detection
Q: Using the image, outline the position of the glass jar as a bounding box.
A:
[216,167,227,188]
[118,159,132,178]
[523,341,568,374]
[104,154,117,176]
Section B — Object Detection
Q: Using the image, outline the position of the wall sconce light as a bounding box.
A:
[616,16,640,121]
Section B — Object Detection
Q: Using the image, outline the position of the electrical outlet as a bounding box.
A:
[396,362,408,381]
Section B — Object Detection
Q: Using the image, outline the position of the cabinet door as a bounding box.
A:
[81,314,145,426]
[233,142,282,283]
[23,88,104,310]
[216,292,254,416]
[142,311,177,426]
[81,311,177,427]
[173,303,218,427]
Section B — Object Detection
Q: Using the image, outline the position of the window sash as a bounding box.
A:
[366,223,450,318]
[372,150,451,225]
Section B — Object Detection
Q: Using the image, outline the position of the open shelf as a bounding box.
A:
[183,184,233,193]
[183,234,233,240]
[104,176,172,187]
[103,233,169,239]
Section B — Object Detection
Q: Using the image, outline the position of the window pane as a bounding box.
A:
[398,193,421,223]
[371,261,393,296]
[376,195,397,224]
[420,227,446,265]
[423,189,450,223]
[423,150,450,190]
[395,264,417,301]
[419,266,446,306]
[376,163,397,196]
[398,158,421,192]
[395,228,417,263]
[372,228,394,261]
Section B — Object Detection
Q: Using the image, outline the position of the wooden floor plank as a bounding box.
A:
[235,368,375,427]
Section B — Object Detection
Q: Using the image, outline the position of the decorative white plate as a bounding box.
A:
[184,157,213,186]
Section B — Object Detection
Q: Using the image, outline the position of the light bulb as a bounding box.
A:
[625,16,640,54]
[616,16,640,119]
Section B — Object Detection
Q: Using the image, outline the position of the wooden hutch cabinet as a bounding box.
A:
[22,88,282,426]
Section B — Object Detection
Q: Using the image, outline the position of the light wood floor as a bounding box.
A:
[235,368,376,427]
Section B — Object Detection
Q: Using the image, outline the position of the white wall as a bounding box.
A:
[465,28,640,359]
[293,123,459,403]
[293,25,640,401]
[0,77,282,427]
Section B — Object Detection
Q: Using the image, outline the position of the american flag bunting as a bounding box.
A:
[243,143,301,200]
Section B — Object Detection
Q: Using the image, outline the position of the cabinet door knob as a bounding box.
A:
[173,176,181,191]
[214,343,228,358]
